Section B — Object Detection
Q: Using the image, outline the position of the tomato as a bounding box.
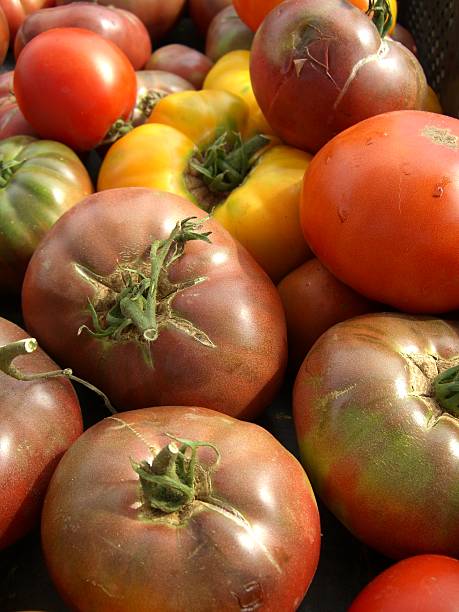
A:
[0,71,36,139]
[0,317,82,550]
[98,90,311,281]
[0,135,93,293]
[293,312,459,559]
[55,0,186,41]
[249,0,426,153]
[205,6,254,63]
[0,0,53,41]
[0,5,8,64]
[22,188,287,419]
[349,555,459,611]
[277,258,377,370]
[145,44,214,89]
[300,110,459,313]
[390,23,417,55]
[423,85,443,113]
[14,28,137,151]
[189,0,231,34]
[348,0,397,34]
[14,3,152,70]
[41,405,321,612]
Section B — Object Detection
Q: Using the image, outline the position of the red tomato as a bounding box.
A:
[0,5,8,64]
[22,188,287,419]
[277,258,377,370]
[232,0,281,31]
[0,0,53,40]
[349,555,459,611]
[300,110,459,313]
[0,317,82,550]
[14,28,137,151]
[0,70,35,138]
[42,406,321,612]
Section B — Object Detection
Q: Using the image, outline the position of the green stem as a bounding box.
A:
[0,158,26,187]
[433,365,459,418]
[0,338,116,414]
[366,0,393,38]
[102,118,134,145]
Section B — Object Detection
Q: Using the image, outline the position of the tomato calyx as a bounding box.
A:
[434,364,459,418]
[77,217,216,365]
[366,0,394,38]
[187,131,270,211]
[0,337,116,413]
[0,158,26,187]
[103,92,168,144]
[131,436,221,515]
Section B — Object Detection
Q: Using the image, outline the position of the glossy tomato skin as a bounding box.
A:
[0,317,82,550]
[145,44,213,89]
[349,555,459,612]
[189,0,231,34]
[14,3,152,69]
[42,406,321,612]
[22,188,287,419]
[0,6,8,64]
[249,0,426,153]
[14,28,137,151]
[0,0,53,40]
[301,110,459,313]
[233,0,281,31]
[293,313,459,559]
[277,258,377,370]
[0,71,36,139]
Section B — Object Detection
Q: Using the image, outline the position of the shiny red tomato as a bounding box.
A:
[42,406,321,612]
[14,28,137,151]
[232,0,281,31]
[349,555,459,611]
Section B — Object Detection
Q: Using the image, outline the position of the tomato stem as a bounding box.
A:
[433,364,459,418]
[0,158,26,187]
[131,436,220,514]
[366,0,393,38]
[0,337,116,414]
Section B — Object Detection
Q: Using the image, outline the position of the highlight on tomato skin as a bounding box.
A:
[349,555,459,612]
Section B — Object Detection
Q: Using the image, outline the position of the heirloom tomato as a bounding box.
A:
[300,111,459,313]
[0,317,82,550]
[42,406,321,612]
[0,71,35,139]
[205,6,254,63]
[249,0,426,152]
[145,44,213,89]
[0,5,8,64]
[0,0,53,40]
[22,188,287,419]
[14,3,152,70]
[189,0,231,34]
[349,555,459,612]
[293,313,459,559]
[14,28,137,151]
[98,89,311,281]
[0,135,93,293]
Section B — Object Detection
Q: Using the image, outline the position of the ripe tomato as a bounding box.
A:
[145,44,213,89]
[349,555,459,611]
[189,0,231,34]
[22,188,287,419]
[14,28,137,151]
[42,406,321,612]
[0,317,82,550]
[0,71,36,139]
[0,0,53,40]
[300,110,459,313]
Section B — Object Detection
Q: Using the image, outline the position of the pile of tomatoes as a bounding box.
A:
[0,0,458,610]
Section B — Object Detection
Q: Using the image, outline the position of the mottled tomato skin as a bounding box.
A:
[349,555,459,612]
[14,3,152,69]
[277,258,377,370]
[22,188,287,419]
[0,317,82,550]
[0,71,35,139]
[189,0,231,34]
[293,313,459,559]
[42,406,321,612]
[145,44,213,89]
[249,0,426,152]
[205,5,254,63]
[300,111,459,313]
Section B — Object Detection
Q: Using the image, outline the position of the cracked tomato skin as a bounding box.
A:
[22,188,287,419]
[349,555,459,612]
[41,406,321,612]
[0,317,82,550]
[249,0,426,153]
[293,313,459,559]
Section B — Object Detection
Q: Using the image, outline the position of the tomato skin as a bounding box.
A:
[189,0,231,34]
[22,188,287,419]
[293,313,459,559]
[41,406,321,612]
[206,6,254,62]
[0,71,36,139]
[0,0,53,40]
[14,28,137,151]
[249,0,426,153]
[300,110,459,313]
[14,3,152,70]
[277,258,377,370]
[0,317,82,550]
[145,44,213,89]
[232,0,281,31]
[349,555,459,612]
[0,5,8,64]
[0,135,93,293]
